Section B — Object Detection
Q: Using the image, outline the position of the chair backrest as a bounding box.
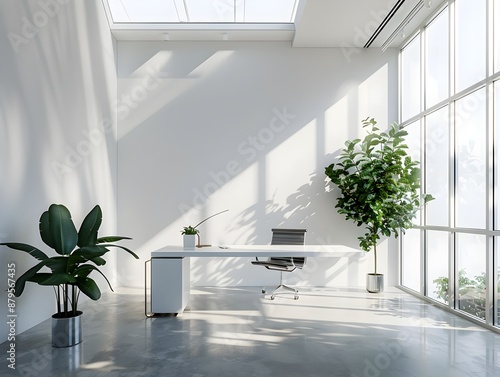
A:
[270,229,307,268]
[271,228,307,245]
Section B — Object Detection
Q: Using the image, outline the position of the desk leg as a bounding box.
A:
[151,257,190,314]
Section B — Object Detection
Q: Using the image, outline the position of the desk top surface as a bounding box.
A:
[151,244,363,258]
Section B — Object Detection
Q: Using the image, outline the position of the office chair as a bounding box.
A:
[251,228,307,300]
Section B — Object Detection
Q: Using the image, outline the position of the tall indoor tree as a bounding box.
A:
[325,117,433,292]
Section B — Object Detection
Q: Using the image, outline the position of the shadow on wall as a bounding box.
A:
[115,42,395,249]
[189,168,366,287]
[228,168,364,249]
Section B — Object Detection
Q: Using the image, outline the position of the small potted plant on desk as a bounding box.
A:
[325,117,433,293]
[181,209,229,249]
[181,226,198,249]
[0,204,139,347]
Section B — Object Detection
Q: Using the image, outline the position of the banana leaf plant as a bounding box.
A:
[0,204,139,318]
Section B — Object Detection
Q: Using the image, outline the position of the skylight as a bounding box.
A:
[107,0,299,24]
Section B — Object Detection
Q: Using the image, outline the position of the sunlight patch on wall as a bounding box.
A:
[324,95,349,154]
[357,64,389,125]
[265,122,315,218]
[199,162,259,245]
[118,50,235,139]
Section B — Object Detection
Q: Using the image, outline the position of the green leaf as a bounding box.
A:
[0,243,48,261]
[91,256,107,266]
[78,205,102,247]
[39,273,77,285]
[48,204,78,255]
[45,256,72,274]
[99,244,140,259]
[72,245,109,260]
[14,261,47,296]
[77,277,101,300]
[97,236,132,243]
[76,265,113,300]
[39,211,55,249]
[74,264,97,278]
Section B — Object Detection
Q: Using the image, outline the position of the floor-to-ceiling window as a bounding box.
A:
[400,0,500,331]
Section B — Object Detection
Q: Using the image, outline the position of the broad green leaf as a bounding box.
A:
[39,273,77,285]
[77,277,101,300]
[39,211,55,249]
[27,273,53,284]
[91,256,107,266]
[0,243,48,261]
[99,244,140,259]
[72,245,109,260]
[74,264,97,278]
[78,205,102,247]
[48,204,78,255]
[45,257,72,274]
[14,261,47,296]
[97,236,132,243]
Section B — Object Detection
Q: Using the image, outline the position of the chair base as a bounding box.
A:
[262,284,299,300]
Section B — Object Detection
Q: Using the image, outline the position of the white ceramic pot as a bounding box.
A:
[183,234,196,249]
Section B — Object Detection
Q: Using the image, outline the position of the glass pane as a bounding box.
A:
[496,0,500,73]
[402,229,421,292]
[406,120,422,225]
[108,0,179,22]
[496,237,500,327]
[186,0,234,22]
[425,8,449,108]
[455,0,486,92]
[425,107,449,226]
[108,0,298,23]
[427,231,450,304]
[401,35,421,121]
[457,233,486,320]
[496,82,500,230]
[455,88,487,229]
[243,0,297,22]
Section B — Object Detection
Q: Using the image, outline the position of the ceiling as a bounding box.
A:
[104,0,447,48]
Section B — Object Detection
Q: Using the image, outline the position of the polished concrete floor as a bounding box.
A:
[1,286,500,377]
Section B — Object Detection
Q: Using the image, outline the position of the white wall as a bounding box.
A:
[116,42,398,288]
[0,0,118,343]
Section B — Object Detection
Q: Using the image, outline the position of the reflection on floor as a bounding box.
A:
[1,286,500,377]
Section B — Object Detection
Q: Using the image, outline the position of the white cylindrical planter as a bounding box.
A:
[183,234,196,249]
[366,273,384,293]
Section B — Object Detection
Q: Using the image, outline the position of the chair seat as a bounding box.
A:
[251,260,297,271]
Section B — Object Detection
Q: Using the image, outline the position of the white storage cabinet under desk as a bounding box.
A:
[151,256,190,314]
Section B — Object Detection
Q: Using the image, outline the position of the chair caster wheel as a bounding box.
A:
[294,296,299,300]
[270,296,275,300]
[262,289,266,294]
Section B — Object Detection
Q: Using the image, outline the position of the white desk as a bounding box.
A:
[149,245,362,315]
